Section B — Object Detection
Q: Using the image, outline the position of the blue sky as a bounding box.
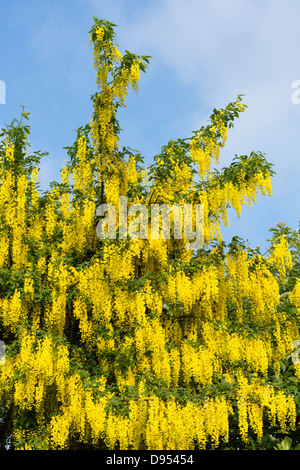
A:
[1,0,299,250]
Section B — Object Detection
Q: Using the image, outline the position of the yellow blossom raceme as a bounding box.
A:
[226,249,249,320]
[248,402,263,441]
[145,396,165,450]
[59,192,72,220]
[130,60,141,93]
[104,411,118,449]
[24,276,35,299]
[45,292,67,335]
[274,389,296,433]
[102,243,135,281]
[0,289,25,332]
[174,271,194,312]
[126,398,148,450]
[143,319,171,383]
[30,167,40,210]
[105,174,120,207]
[248,259,280,324]
[126,154,139,185]
[0,173,15,224]
[254,171,273,197]
[242,335,269,376]
[0,229,9,267]
[181,342,216,386]
[16,174,28,227]
[268,235,293,279]
[215,115,228,146]
[45,201,57,238]
[95,26,104,42]
[112,67,130,106]
[49,410,72,449]
[11,331,69,416]
[203,397,230,448]
[236,375,250,443]
[112,44,123,63]
[12,223,28,269]
[190,134,211,179]
[290,279,300,319]
[73,136,94,194]
[144,238,168,271]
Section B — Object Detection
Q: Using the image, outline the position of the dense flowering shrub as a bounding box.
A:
[0,17,299,450]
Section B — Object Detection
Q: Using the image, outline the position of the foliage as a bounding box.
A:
[0,17,299,450]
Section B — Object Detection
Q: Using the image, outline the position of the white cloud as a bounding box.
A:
[6,0,298,245]
[115,0,300,242]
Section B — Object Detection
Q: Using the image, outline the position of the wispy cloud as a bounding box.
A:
[2,0,299,247]
[114,0,300,244]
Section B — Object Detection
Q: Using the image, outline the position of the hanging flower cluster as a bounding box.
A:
[0,18,299,451]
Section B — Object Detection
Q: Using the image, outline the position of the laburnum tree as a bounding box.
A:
[1,17,300,450]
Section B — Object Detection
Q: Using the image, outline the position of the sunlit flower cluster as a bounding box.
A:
[0,19,297,451]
